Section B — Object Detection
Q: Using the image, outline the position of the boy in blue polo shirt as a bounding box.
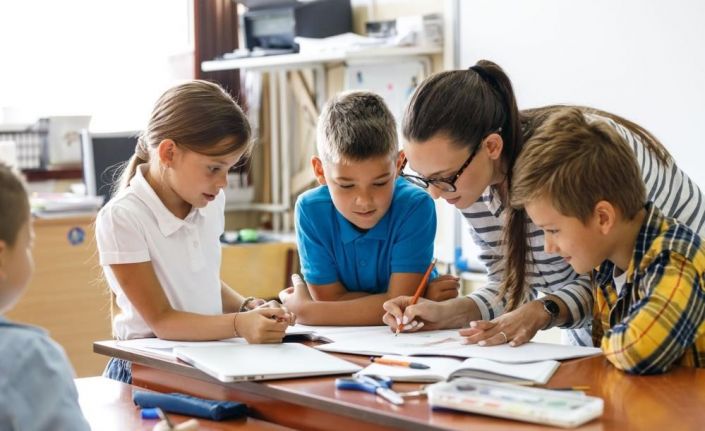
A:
[279,91,459,325]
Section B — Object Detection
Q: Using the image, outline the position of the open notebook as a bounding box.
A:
[174,343,361,383]
[358,355,560,384]
[315,329,602,363]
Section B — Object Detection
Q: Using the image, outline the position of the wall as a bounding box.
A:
[457,0,705,188]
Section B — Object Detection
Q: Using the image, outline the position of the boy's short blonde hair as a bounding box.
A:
[0,162,29,246]
[511,107,646,221]
[316,91,398,164]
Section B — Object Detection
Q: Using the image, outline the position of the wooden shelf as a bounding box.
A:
[23,167,83,182]
[202,45,442,72]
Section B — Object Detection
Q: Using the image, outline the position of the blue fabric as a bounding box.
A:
[0,316,91,430]
[104,357,132,384]
[133,390,248,421]
[296,177,437,293]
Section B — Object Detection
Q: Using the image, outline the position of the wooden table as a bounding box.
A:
[75,376,292,430]
[94,341,705,431]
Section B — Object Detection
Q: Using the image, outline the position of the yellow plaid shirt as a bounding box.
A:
[592,203,705,374]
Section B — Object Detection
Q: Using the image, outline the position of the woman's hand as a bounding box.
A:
[459,300,550,346]
[382,296,463,332]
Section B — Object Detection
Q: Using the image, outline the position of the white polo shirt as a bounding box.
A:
[96,164,224,340]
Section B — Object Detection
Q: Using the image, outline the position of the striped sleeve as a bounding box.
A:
[609,118,705,236]
[601,251,705,374]
[467,223,506,320]
[547,276,595,329]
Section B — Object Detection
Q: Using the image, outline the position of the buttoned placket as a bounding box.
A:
[185,215,206,272]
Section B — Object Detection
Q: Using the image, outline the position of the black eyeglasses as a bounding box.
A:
[400,129,500,192]
[399,149,476,192]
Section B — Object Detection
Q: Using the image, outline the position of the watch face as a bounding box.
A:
[544,299,560,316]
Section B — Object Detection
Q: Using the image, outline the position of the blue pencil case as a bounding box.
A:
[133,390,247,421]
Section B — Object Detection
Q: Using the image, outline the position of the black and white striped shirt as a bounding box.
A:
[462,113,705,346]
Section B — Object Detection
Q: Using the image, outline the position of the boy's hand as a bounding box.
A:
[459,301,549,347]
[382,296,449,332]
[234,307,292,343]
[424,275,460,302]
[278,274,313,316]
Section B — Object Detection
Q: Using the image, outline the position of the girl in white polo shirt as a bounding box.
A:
[96,80,294,383]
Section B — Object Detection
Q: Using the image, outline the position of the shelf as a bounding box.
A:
[224,202,290,212]
[23,167,83,182]
[201,45,442,72]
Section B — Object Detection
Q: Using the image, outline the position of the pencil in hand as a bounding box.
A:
[395,258,437,336]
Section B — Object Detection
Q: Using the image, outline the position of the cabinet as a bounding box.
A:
[6,215,112,377]
[5,215,297,377]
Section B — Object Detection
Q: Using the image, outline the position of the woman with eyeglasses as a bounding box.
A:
[383,59,705,347]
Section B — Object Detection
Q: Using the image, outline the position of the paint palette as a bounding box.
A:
[427,378,603,428]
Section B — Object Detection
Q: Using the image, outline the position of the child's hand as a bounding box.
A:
[255,300,297,325]
[278,274,313,315]
[245,298,267,309]
[234,307,292,343]
[424,275,460,302]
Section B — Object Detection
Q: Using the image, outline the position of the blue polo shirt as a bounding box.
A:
[296,177,437,293]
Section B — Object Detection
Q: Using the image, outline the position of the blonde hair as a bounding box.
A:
[500,107,647,311]
[0,162,29,247]
[317,90,397,164]
[115,80,252,194]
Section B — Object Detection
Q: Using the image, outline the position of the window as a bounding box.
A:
[0,0,194,131]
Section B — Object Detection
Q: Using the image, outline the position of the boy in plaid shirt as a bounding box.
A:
[509,107,705,374]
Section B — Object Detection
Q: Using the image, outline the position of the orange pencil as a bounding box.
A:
[395,258,437,336]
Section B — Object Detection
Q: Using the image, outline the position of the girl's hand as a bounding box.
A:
[424,275,460,302]
[234,307,293,343]
[459,301,549,347]
[255,300,297,325]
[245,298,267,309]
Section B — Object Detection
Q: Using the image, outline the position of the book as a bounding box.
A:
[315,329,602,363]
[358,355,560,384]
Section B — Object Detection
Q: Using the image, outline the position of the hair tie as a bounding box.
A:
[134,138,150,161]
[469,64,507,131]
[469,65,501,94]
